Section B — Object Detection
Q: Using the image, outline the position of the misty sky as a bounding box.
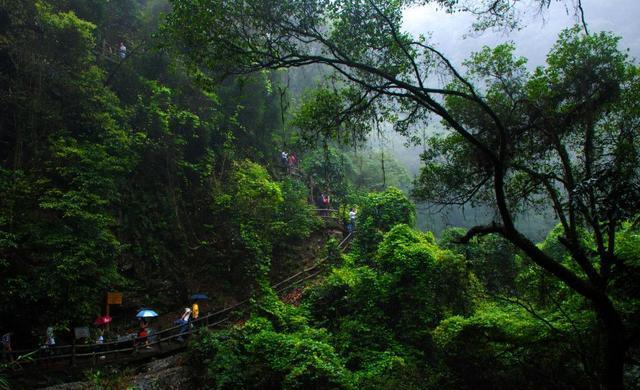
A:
[402,0,640,69]
[387,1,639,235]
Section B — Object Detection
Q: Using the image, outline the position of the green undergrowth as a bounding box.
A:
[188,188,640,389]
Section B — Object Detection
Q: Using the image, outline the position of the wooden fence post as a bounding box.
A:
[71,343,76,367]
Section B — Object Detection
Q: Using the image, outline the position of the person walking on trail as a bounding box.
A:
[136,320,150,349]
[191,300,199,323]
[96,328,104,344]
[288,153,297,173]
[348,207,357,233]
[176,308,191,342]
[320,193,330,216]
[281,151,288,168]
[40,326,56,357]
[2,332,13,362]
[118,42,127,59]
[46,327,55,346]
[45,327,56,349]
[96,329,106,359]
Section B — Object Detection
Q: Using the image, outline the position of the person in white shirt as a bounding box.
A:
[46,327,55,347]
[176,308,191,342]
[118,42,127,59]
[348,208,357,233]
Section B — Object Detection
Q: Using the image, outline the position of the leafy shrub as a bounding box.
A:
[356,187,415,255]
[432,303,589,390]
[190,291,353,389]
[439,227,519,293]
[305,224,479,372]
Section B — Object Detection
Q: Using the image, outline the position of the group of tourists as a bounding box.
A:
[2,326,58,361]
[280,150,299,173]
[318,192,357,233]
[135,298,201,347]
[0,295,206,361]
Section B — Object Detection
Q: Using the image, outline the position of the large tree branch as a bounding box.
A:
[511,163,570,233]
[410,39,509,150]
[492,139,604,308]
[210,10,505,165]
[367,0,425,91]
[557,236,601,285]
[455,222,504,243]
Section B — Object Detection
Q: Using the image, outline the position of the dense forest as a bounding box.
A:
[1,0,639,389]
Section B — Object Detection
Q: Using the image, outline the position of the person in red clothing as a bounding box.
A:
[320,193,330,216]
[136,320,150,349]
[288,153,298,173]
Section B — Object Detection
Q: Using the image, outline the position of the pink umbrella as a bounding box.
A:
[93,315,113,326]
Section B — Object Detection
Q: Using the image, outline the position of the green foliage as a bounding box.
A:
[300,146,355,201]
[190,291,353,389]
[292,87,371,148]
[276,178,322,241]
[0,0,135,328]
[211,161,286,286]
[356,187,415,255]
[373,225,479,329]
[611,222,640,330]
[304,265,400,369]
[440,228,519,293]
[0,0,316,340]
[432,302,589,390]
[304,224,478,381]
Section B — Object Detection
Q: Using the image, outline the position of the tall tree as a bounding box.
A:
[0,0,135,330]
[167,1,639,388]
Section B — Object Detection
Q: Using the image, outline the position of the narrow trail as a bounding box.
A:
[3,224,354,383]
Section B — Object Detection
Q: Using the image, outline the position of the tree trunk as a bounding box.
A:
[493,166,627,389]
[513,232,627,390]
[597,301,626,390]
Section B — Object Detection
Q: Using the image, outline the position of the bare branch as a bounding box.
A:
[577,0,589,35]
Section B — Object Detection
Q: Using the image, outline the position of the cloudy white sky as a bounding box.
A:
[402,0,640,69]
[389,1,639,234]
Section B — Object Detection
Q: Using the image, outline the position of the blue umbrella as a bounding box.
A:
[136,309,158,318]
[190,293,209,301]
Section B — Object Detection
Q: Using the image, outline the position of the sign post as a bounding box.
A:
[105,292,123,330]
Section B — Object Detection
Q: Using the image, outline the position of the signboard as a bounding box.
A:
[107,292,123,305]
[74,327,90,339]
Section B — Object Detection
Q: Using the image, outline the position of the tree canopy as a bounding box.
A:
[1,0,638,389]
[168,1,639,388]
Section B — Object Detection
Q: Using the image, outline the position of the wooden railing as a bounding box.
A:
[3,231,354,372]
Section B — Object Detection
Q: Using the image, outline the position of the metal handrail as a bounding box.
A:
[4,229,355,370]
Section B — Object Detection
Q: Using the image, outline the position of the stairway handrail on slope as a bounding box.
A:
[4,231,355,372]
